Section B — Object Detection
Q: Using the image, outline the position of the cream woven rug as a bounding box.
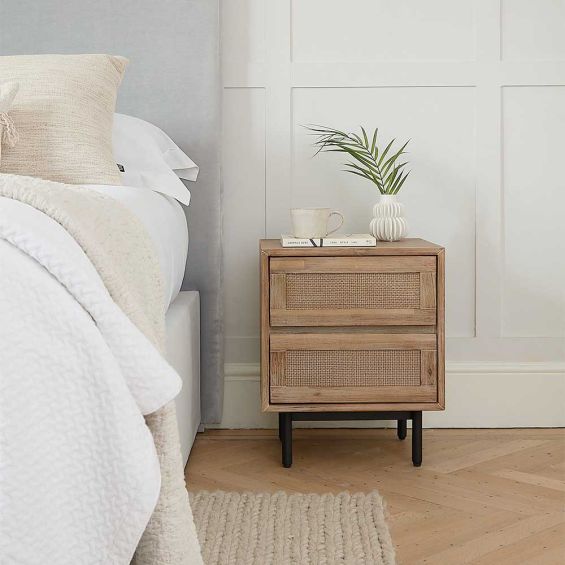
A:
[190,491,396,565]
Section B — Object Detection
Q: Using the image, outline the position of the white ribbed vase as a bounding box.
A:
[370,194,407,242]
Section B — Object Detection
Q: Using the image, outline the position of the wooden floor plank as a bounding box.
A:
[186,428,565,564]
[424,513,563,564]
[471,522,565,565]
[493,469,565,493]
[425,439,548,473]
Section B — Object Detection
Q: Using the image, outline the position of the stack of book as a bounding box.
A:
[280,234,376,248]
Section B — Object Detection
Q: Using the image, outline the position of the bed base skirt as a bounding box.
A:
[165,291,200,465]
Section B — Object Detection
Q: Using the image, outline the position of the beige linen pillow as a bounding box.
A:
[0,54,127,185]
[0,81,20,164]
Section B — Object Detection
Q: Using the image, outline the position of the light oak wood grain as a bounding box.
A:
[437,248,446,408]
[260,239,445,413]
[260,248,270,411]
[261,238,443,255]
[420,271,437,309]
[270,255,436,273]
[269,351,285,386]
[263,401,445,412]
[270,255,437,326]
[270,325,437,334]
[271,384,437,403]
[269,273,286,310]
[421,350,437,386]
[186,429,565,565]
[270,332,437,351]
[270,307,436,326]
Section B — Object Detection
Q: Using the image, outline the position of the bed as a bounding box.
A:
[0,52,208,564]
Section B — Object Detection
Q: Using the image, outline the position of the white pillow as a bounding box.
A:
[112,113,198,205]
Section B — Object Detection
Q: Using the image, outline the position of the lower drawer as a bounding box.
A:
[270,332,437,404]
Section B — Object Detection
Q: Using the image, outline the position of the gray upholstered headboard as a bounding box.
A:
[0,0,223,423]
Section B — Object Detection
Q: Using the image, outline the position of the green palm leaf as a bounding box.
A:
[306,124,411,195]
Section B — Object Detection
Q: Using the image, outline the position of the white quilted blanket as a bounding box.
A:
[0,197,183,563]
[0,174,202,565]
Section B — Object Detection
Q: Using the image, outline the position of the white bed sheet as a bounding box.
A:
[85,185,188,307]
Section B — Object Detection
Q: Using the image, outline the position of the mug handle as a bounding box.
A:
[326,211,344,236]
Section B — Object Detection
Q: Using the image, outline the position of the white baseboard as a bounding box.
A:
[211,362,565,429]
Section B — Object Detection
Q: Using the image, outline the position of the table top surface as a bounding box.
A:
[260,238,443,256]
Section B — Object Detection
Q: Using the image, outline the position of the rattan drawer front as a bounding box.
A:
[280,350,421,387]
[270,256,436,326]
[287,272,420,309]
[270,333,437,404]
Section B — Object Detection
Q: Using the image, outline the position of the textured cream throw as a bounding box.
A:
[0,173,201,564]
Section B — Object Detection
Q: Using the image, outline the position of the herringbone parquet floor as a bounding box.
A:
[185,428,565,564]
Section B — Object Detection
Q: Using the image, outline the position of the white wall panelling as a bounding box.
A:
[222,87,265,362]
[292,0,476,63]
[501,86,565,338]
[501,0,565,61]
[220,0,565,426]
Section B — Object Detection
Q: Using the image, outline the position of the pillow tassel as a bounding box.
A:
[0,112,18,148]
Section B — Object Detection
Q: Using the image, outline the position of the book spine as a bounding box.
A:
[281,239,317,247]
[323,239,375,247]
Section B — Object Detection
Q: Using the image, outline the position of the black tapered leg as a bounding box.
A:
[281,413,292,468]
[397,419,407,440]
[411,411,422,467]
[278,413,283,442]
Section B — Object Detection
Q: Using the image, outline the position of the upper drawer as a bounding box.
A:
[270,256,436,326]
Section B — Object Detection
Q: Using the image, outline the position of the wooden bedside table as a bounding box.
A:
[260,238,445,468]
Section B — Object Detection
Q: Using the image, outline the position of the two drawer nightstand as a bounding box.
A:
[260,238,445,468]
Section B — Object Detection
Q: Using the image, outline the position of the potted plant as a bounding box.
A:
[307,125,410,241]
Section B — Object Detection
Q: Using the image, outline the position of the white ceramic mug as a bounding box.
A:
[290,208,344,238]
